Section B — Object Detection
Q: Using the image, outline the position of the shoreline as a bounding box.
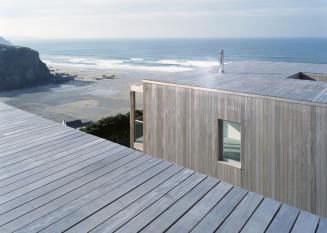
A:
[2,59,325,124]
[0,64,189,123]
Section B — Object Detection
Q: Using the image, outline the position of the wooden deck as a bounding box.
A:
[0,102,326,233]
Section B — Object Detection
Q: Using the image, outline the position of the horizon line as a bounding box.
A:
[8,36,327,41]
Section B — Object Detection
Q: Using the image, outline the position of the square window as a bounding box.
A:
[218,120,241,164]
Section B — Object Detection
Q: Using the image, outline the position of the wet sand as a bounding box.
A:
[0,65,186,123]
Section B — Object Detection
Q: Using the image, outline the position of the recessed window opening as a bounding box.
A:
[218,120,241,166]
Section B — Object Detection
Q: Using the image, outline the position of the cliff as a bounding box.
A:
[0,44,52,90]
[0,37,12,45]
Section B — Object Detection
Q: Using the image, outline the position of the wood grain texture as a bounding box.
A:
[143,82,327,217]
[0,102,325,233]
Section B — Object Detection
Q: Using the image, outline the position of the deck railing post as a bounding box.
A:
[130,90,136,148]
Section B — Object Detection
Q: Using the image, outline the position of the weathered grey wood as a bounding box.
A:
[0,128,75,157]
[0,154,148,226]
[130,90,136,148]
[240,198,281,233]
[143,81,327,217]
[0,149,142,221]
[15,160,170,233]
[291,211,319,233]
[8,157,160,232]
[0,125,69,151]
[115,173,207,233]
[0,138,104,184]
[37,162,175,233]
[0,142,122,204]
[141,177,218,232]
[65,164,185,232]
[0,141,108,190]
[0,140,117,196]
[0,133,97,175]
[166,181,233,233]
[90,169,196,233]
[0,118,58,137]
[0,153,149,227]
[0,131,83,167]
[0,102,324,233]
[216,192,264,233]
[265,204,300,233]
[191,187,247,233]
[0,117,51,133]
[316,217,327,233]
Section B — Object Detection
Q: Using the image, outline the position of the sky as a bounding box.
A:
[0,0,326,39]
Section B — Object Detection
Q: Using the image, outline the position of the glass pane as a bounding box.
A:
[135,120,143,143]
[223,121,241,162]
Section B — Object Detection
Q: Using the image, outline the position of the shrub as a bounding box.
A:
[81,110,142,147]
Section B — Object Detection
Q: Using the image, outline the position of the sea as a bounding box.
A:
[14,38,327,73]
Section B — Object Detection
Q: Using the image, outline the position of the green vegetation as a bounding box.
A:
[81,110,142,147]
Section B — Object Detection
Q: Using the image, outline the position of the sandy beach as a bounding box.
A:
[0,65,187,123]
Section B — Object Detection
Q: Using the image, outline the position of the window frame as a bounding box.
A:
[218,119,242,168]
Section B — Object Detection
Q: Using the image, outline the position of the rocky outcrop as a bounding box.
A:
[0,37,12,45]
[0,44,54,90]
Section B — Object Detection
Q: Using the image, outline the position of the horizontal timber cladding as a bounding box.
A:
[143,81,327,217]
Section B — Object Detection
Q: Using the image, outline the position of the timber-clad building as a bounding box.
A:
[130,60,327,217]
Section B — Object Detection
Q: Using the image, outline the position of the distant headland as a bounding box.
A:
[0,38,74,91]
[0,36,12,46]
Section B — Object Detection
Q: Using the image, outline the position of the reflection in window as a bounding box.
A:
[219,120,241,163]
[135,115,143,143]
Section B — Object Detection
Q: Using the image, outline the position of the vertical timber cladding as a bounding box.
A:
[143,81,327,217]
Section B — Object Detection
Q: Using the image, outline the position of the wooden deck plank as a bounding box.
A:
[9,158,163,233]
[0,152,149,227]
[190,187,248,233]
[45,164,183,233]
[89,169,196,233]
[0,150,145,220]
[0,125,68,149]
[265,204,300,233]
[0,102,324,233]
[0,117,51,133]
[215,192,264,233]
[166,181,233,233]
[0,138,104,185]
[0,131,83,167]
[316,217,327,233]
[0,125,70,148]
[0,117,40,132]
[37,161,174,233]
[0,139,104,189]
[0,112,33,122]
[70,168,193,233]
[114,173,207,233]
[0,133,96,175]
[0,130,80,162]
[240,198,281,233]
[0,128,74,156]
[0,140,116,196]
[0,119,44,132]
[141,177,218,232]
[0,140,117,204]
[291,211,319,233]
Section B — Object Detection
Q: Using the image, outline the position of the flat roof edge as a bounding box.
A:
[143,79,327,108]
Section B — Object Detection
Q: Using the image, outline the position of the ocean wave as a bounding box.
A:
[42,55,219,73]
[158,59,218,68]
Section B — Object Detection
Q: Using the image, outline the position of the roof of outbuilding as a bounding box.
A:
[145,61,327,105]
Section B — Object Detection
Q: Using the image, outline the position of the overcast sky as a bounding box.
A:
[0,0,326,39]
